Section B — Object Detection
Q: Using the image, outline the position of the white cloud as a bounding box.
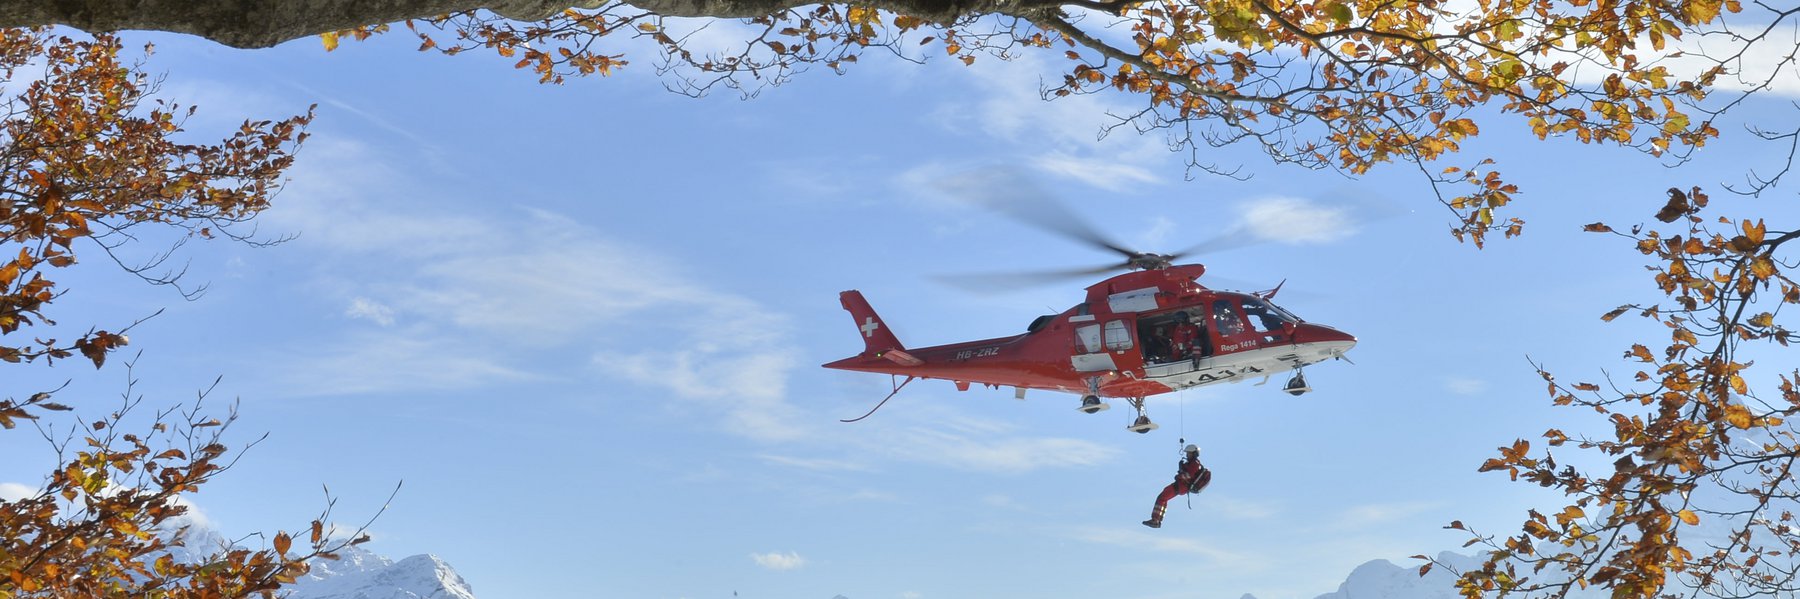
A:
[256,137,807,438]
[1138,215,1178,248]
[869,409,1120,473]
[1336,501,1441,529]
[1549,18,1800,98]
[1069,526,1247,563]
[757,454,872,472]
[1237,196,1356,245]
[270,330,541,397]
[153,78,303,137]
[0,482,36,501]
[1031,152,1160,191]
[844,489,900,502]
[982,494,1028,511]
[344,297,395,326]
[1204,495,1279,520]
[594,310,806,441]
[750,551,807,571]
[928,52,1172,191]
[884,426,1115,472]
[1444,376,1487,396]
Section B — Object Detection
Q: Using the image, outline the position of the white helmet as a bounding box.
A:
[1185,444,1200,455]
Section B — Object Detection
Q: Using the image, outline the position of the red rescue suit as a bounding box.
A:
[1144,455,1211,528]
[1170,322,1202,358]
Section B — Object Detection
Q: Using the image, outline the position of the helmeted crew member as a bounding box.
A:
[1170,314,1203,363]
[1143,444,1211,529]
[1144,324,1172,362]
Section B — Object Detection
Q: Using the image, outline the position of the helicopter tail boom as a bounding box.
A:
[839,290,907,358]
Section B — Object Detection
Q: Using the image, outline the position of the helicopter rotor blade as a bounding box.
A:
[1163,226,1267,261]
[933,263,1129,293]
[934,167,1141,260]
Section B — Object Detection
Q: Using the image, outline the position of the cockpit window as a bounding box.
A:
[1211,300,1244,335]
[1240,297,1298,333]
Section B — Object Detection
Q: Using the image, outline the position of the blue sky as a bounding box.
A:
[4,18,1800,599]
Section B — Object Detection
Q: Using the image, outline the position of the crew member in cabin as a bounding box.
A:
[1143,444,1211,529]
[1170,313,1204,365]
[1144,324,1173,363]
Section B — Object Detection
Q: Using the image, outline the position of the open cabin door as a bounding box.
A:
[1070,315,1138,373]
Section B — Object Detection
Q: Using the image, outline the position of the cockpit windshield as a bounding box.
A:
[1239,297,1300,332]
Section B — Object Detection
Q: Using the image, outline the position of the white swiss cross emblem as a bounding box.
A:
[860,317,881,338]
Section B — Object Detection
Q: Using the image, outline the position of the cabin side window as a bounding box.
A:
[1075,324,1104,353]
[1103,320,1134,351]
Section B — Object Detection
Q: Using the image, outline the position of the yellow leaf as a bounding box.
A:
[1684,0,1723,23]
[321,31,340,52]
[1752,255,1776,280]
[1744,219,1767,245]
[275,532,292,555]
[1677,509,1700,525]
[1328,3,1352,25]
[1725,404,1752,428]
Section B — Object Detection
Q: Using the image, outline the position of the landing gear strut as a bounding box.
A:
[1285,369,1311,396]
[1125,397,1157,434]
[1077,376,1109,414]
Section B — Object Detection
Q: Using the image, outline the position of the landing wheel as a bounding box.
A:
[1285,370,1312,396]
[1124,397,1157,433]
[1078,395,1110,414]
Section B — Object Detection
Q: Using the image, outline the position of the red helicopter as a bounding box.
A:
[822,194,1357,434]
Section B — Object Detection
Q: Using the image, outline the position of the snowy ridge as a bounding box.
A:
[285,544,476,599]
[1244,551,1607,599]
[151,519,475,599]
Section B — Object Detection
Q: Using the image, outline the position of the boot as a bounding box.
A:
[1143,504,1165,528]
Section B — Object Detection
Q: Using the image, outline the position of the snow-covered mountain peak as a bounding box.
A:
[286,549,475,599]
[147,517,474,599]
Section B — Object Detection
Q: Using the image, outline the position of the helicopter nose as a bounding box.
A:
[1293,322,1357,348]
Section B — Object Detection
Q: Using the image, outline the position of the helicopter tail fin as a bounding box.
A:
[839,290,906,357]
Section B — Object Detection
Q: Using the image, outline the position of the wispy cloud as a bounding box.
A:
[1138,215,1178,248]
[928,52,1172,191]
[344,297,395,326]
[1032,152,1160,191]
[265,330,541,397]
[1335,501,1442,529]
[883,426,1115,472]
[1444,376,1487,396]
[1069,526,1247,563]
[750,551,807,571]
[757,454,872,472]
[256,136,807,440]
[1236,196,1357,244]
[982,494,1029,511]
[1205,495,1279,520]
[867,408,1120,473]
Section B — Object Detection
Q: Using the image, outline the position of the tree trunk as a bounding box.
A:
[0,0,1022,48]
